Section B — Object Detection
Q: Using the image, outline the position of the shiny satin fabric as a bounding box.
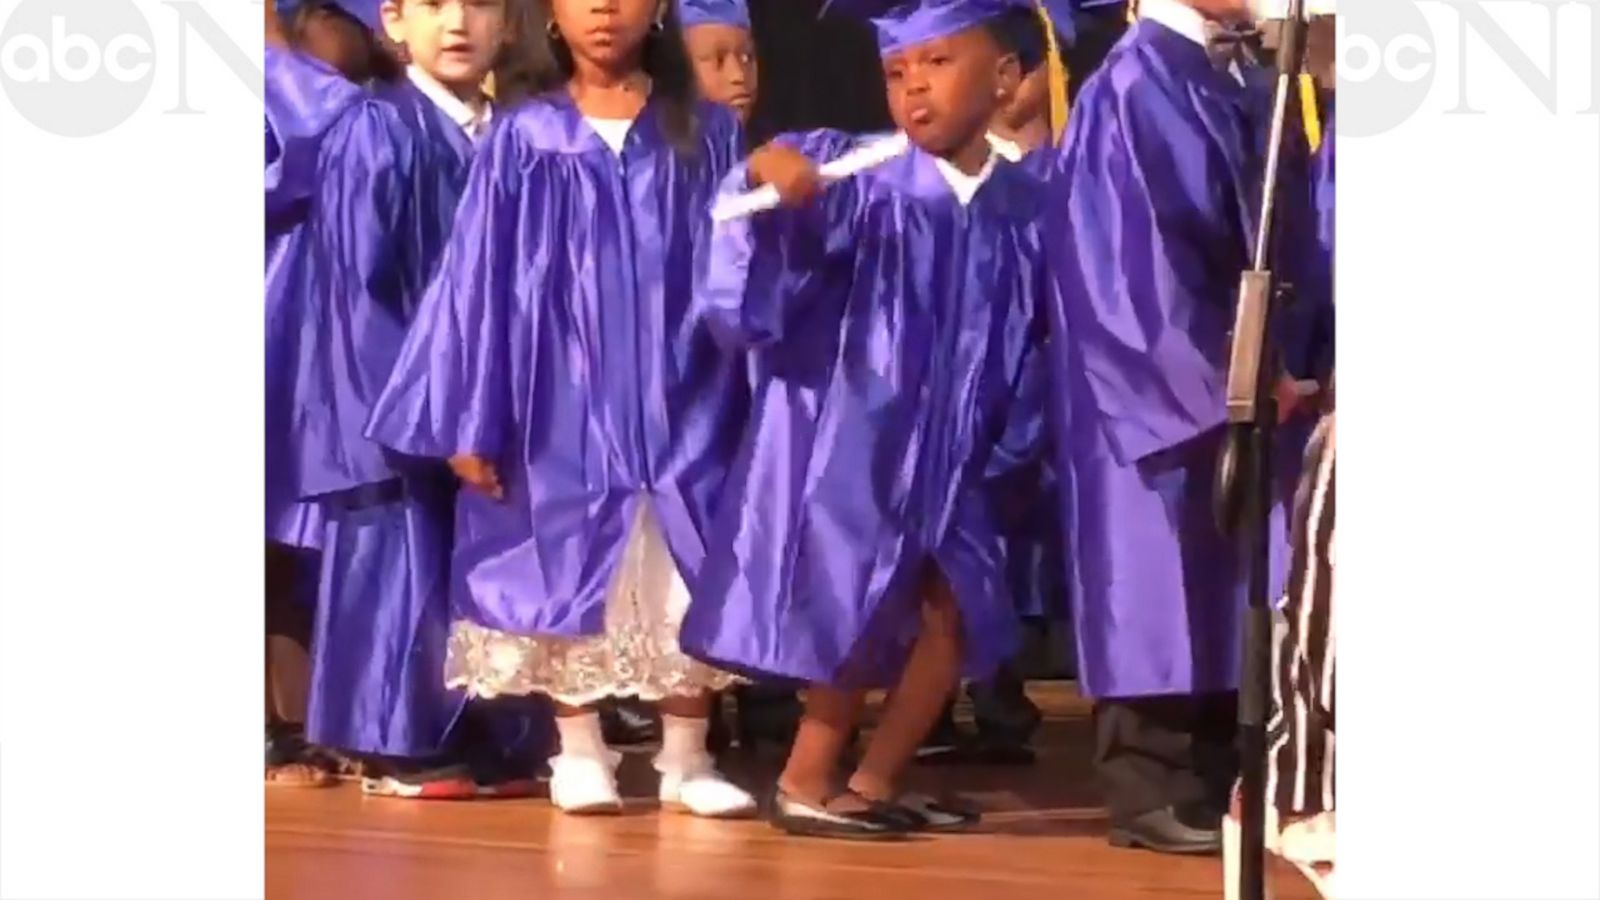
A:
[268,78,480,757]
[998,146,1070,624]
[265,46,365,224]
[1317,128,1334,253]
[277,79,478,503]
[307,475,466,756]
[990,336,1069,622]
[265,47,364,548]
[680,130,1048,688]
[1041,20,1301,698]
[366,95,749,643]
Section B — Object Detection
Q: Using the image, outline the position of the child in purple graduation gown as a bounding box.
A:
[1039,0,1319,854]
[264,0,373,791]
[366,0,756,819]
[669,0,809,758]
[917,0,1075,766]
[679,0,758,123]
[681,0,1049,839]
[275,0,403,84]
[268,0,550,799]
[265,0,377,553]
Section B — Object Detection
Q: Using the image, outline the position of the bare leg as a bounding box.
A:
[848,574,964,802]
[657,693,713,719]
[778,687,866,810]
[265,545,330,788]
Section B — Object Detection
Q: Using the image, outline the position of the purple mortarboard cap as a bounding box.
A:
[821,0,1046,56]
[1037,0,1077,47]
[277,0,384,32]
[678,0,752,30]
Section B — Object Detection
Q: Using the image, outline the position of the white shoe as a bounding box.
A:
[549,751,623,815]
[658,765,756,818]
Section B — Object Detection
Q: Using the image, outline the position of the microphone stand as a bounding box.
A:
[1215,3,1309,900]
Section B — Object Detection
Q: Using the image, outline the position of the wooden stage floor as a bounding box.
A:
[266,684,1316,900]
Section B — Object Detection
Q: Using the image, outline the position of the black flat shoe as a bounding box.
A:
[893,792,982,832]
[1108,804,1223,855]
[769,789,912,841]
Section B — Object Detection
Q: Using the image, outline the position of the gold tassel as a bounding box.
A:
[1035,0,1070,141]
[482,71,497,100]
[1298,71,1322,152]
[1127,0,1138,25]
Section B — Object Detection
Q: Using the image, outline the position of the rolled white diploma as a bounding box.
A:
[710,133,910,223]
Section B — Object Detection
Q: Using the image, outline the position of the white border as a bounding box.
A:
[0,1,264,897]
[0,0,1598,897]
[1340,1,1600,897]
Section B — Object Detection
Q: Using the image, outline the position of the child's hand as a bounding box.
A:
[450,454,503,500]
[748,144,822,208]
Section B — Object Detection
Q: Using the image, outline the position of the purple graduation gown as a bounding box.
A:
[263,51,378,520]
[269,78,479,757]
[999,146,1069,624]
[1300,124,1335,381]
[265,47,364,550]
[265,46,364,223]
[1316,129,1334,257]
[366,95,748,642]
[680,130,1047,688]
[1041,21,1295,700]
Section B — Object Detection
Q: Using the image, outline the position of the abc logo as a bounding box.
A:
[1336,0,1438,138]
[0,0,155,137]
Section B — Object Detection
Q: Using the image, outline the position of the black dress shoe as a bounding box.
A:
[1108,804,1223,855]
[769,789,912,841]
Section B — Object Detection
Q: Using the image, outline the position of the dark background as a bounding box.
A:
[743,0,1132,144]
[746,0,893,144]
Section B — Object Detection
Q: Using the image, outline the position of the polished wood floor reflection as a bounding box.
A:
[266,684,1317,900]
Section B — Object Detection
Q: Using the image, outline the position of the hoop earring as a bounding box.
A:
[650,18,665,32]
[546,19,561,40]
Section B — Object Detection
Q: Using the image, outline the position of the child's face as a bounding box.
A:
[296,6,375,81]
[683,23,758,122]
[550,0,659,70]
[883,27,1017,159]
[383,0,507,90]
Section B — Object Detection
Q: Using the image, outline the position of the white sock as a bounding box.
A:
[657,713,711,772]
[555,712,609,760]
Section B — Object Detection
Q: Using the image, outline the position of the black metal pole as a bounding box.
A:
[1215,3,1310,900]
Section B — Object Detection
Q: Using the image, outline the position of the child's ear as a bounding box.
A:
[995,51,1023,100]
